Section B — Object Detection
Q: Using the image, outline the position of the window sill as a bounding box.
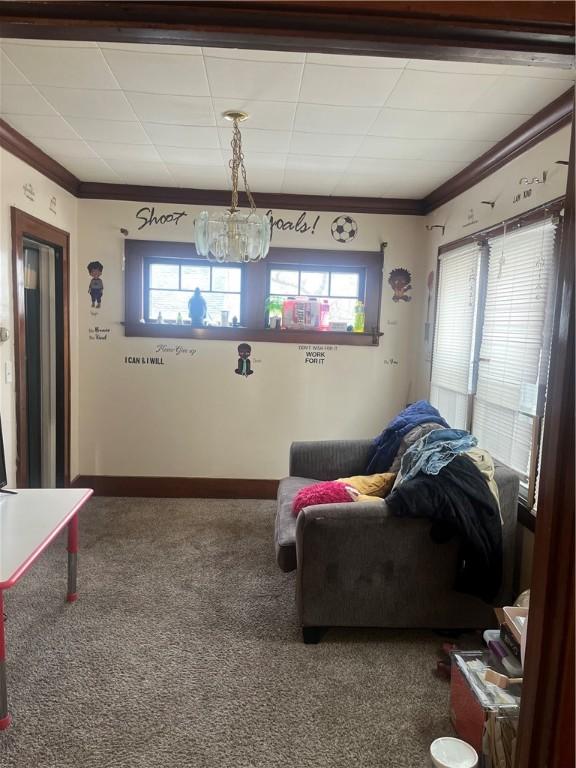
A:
[124,323,382,346]
[517,501,536,532]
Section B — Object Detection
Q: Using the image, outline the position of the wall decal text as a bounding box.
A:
[298,344,338,366]
[266,210,320,239]
[124,356,165,366]
[89,326,110,341]
[23,183,35,201]
[135,206,188,230]
[155,343,197,357]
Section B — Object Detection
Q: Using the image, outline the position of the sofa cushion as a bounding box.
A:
[275,476,317,572]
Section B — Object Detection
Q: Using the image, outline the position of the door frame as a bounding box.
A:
[11,207,71,488]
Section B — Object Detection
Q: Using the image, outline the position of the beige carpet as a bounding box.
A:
[0,497,456,768]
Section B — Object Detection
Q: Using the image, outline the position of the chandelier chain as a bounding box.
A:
[229,118,256,213]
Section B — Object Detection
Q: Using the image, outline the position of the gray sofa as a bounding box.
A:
[275,440,519,642]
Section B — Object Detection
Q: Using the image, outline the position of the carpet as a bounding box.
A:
[0,498,455,768]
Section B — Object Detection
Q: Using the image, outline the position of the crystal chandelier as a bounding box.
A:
[195,111,271,263]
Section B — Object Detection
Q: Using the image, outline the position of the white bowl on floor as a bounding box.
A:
[430,737,478,768]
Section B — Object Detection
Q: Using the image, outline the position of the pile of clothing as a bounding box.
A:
[368,401,502,603]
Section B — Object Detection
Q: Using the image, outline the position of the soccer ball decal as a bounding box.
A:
[331,215,358,243]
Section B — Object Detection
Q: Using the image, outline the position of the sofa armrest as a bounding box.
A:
[289,440,374,480]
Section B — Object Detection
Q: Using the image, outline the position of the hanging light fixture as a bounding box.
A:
[195,111,271,263]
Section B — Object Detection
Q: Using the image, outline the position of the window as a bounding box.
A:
[145,258,242,325]
[124,240,384,346]
[268,265,364,326]
[430,205,561,509]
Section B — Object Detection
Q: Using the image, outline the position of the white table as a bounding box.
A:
[0,487,93,729]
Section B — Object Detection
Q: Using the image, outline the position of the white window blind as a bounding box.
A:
[430,242,483,429]
[472,218,558,480]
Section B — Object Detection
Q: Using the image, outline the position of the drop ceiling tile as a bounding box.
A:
[0,85,57,115]
[2,113,79,140]
[294,103,380,135]
[102,50,210,96]
[99,43,201,55]
[469,76,572,114]
[281,169,341,195]
[406,59,507,75]
[87,141,161,162]
[369,107,526,141]
[39,87,135,120]
[2,44,119,89]
[503,65,576,80]
[58,157,121,183]
[166,163,229,189]
[143,123,220,148]
[66,118,151,144]
[156,146,224,165]
[203,47,305,63]
[333,174,434,197]
[205,58,303,102]
[34,138,97,159]
[357,136,492,163]
[126,92,214,125]
[285,154,350,175]
[217,127,291,154]
[307,53,408,68]
[104,159,175,185]
[213,99,296,131]
[289,131,363,157]
[238,152,286,170]
[240,167,286,193]
[299,63,403,107]
[0,39,96,48]
[0,52,28,85]
[348,156,466,180]
[385,70,499,111]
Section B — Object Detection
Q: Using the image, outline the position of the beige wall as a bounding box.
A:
[77,200,426,478]
[0,148,78,485]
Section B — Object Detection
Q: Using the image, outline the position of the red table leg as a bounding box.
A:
[67,513,79,603]
[0,590,11,729]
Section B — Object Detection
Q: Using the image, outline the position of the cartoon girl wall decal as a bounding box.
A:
[388,268,412,302]
[87,261,104,308]
[235,343,254,377]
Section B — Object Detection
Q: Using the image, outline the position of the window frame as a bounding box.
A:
[143,255,245,325]
[124,241,384,346]
[429,197,564,524]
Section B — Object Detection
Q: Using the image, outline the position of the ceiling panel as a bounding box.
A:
[102,49,210,96]
[38,87,135,120]
[0,39,572,198]
[2,43,119,89]
[0,84,57,115]
[126,92,214,125]
[66,118,151,144]
[299,64,403,107]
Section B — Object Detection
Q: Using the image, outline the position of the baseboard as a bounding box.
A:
[71,475,279,499]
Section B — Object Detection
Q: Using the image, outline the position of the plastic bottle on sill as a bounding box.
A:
[176,312,183,325]
[353,301,365,333]
[157,312,163,324]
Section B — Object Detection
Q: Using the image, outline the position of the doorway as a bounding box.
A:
[11,208,70,488]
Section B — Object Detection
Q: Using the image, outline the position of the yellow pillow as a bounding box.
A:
[336,473,396,498]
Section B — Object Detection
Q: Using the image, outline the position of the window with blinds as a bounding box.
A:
[430,241,483,429]
[472,218,558,495]
[429,209,560,510]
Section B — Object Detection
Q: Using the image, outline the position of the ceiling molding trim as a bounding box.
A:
[0,118,79,196]
[0,2,573,67]
[76,183,425,215]
[423,87,575,214]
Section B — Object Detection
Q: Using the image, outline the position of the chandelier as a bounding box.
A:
[194,111,271,263]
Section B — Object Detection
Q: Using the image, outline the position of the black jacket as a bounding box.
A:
[386,454,502,602]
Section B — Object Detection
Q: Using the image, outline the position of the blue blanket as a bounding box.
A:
[366,400,449,473]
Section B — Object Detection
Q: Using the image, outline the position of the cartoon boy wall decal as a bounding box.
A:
[87,261,104,308]
[388,268,412,302]
[235,343,254,377]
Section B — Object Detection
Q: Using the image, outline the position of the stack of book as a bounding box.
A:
[489,606,528,676]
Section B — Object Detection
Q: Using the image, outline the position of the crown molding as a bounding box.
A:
[423,87,575,213]
[0,2,573,68]
[0,119,79,196]
[76,183,425,215]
